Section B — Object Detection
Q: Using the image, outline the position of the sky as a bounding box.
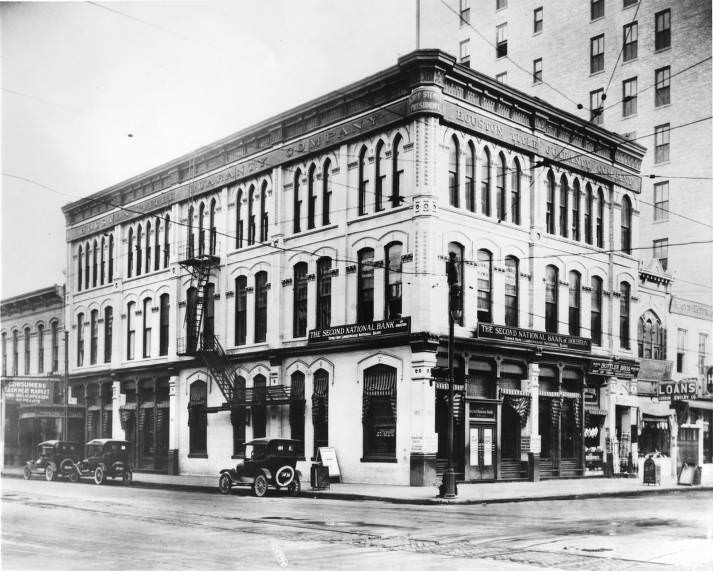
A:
[1,0,420,298]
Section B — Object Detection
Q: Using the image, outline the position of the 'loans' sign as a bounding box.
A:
[657,379,698,400]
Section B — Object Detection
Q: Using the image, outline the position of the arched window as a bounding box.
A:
[357,248,374,323]
[477,249,493,324]
[142,297,152,358]
[198,202,205,255]
[591,276,603,345]
[465,142,476,212]
[375,141,385,212]
[504,256,519,327]
[559,175,569,238]
[307,164,317,229]
[385,242,403,320]
[572,179,581,241]
[37,324,44,373]
[496,153,507,220]
[546,171,555,234]
[77,245,83,291]
[568,271,581,336]
[448,242,465,325]
[254,271,268,343]
[2,332,7,376]
[312,369,329,457]
[188,380,207,455]
[145,221,151,274]
[24,326,31,374]
[322,159,332,225]
[104,307,113,363]
[187,205,195,256]
[232,376,246,455]
[126,301,136,360]
[621,195,632,254]
[12,330,18,376]
[448,136,459,208]
[235,276,247,346]
[92,240,98,287]
[77,314,84,367]
[545,265,558,333]
[585,184,593,244]
[639,311,666,359]
[209,199,216,255]
[235,189,243,248]
[596,188,605,248]
[162,217,170,267]
[293,262,308,338]
[620,282,631,349]
[90,309,98,365]
[250,374,267,438]
[362,364,397,459]
[203,283,215,347]
[260,181,268,242]
[186,287,197,352]
[289,371,305,456]
[481,147,491,216]
[316,257,332,330]
[358,147,368,216]
[247,185,256,246]
[511,158,521,225]
[294,169,302,233]
[154,217,161,271]
[84,241,90,289]
[136,224,143,276]
[391,135,403,208]
[108,233,114,281]
[100,237,106,285]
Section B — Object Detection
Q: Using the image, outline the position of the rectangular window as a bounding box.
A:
[496,23,508,58]
[127,303,135,360]
[653,238,669,271]
[623,22,638,62]
[590,35,604,73]
[316,258,332,330]
[620,284,630,349]
[655,9,671,51]
[77,314,84,367]
[654,181,669,220]
[159,295,169,356]
[459,39,471,66]
[357,250,375,324]
[363,365,397,460]
[2,333,6,376]
[90,310,98,365]
[591,0,604,20]
[622,77,637,117]
[654,124,670,163]
[504,259,518,327]
[37,326,44,374]
[655,66,670,106]
[495,72,507,83]
[254,272,268,343]
[624,0,637,8]
[143,299,151,358]
[590,88,604,124]
[496,0,507,9]
[533,58,542,84]
[677,328,687,373]
[51,322,58,372]
[24,329,30,374]
[699,333,708,375]
[460,0,470,25]
[591,279,603,346]
[533,7,543,34]
[104,308,113,363]
[235,277,247,346]
[293,264,308,338]
[385,244,403,320]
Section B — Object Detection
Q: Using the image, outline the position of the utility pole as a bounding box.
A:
[416,0,421,50]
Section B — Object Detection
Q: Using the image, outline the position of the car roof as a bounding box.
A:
[245,438,300,446]
[86,439,130,446]
[38,440,78,446]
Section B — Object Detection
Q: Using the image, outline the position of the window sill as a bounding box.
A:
[654,161,671,167]
[655,103,671,110]
[652,218,669,224]
[654,46,671,55]
[622,113,638,120]
[533,31,543,38]
[360,457,397,463]
[622,58,638,66]
[590,16,604,24]
[188,453,208,459]
[286,223,339,242]
[347,204,409,226]
[589,69,605,77]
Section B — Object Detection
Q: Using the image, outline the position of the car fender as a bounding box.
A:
[219,468,239,482]
[260,467,272,481]
[296,469,303,480]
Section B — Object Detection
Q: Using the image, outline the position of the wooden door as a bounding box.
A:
[468,423,496,480]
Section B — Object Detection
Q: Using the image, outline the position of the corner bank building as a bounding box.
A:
[63,51,644,485]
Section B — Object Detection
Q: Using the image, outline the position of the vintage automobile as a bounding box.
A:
[23,440,80,481]
[69,439,133,485]
[218,438,302,497]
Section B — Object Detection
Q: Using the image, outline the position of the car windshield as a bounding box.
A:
[247,444,267,461]
[86,444,104,458]
[58,443,77,454]
[39,445,54,457]
[107,442,128,456]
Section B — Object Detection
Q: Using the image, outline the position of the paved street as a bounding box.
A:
[2,478,712,570]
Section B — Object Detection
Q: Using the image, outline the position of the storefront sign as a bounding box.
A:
[669,297,713,320]
[317,447,341,478]
[476,323,591,352]
[658,379,699,400]
[589,359,640,379]
[308,317,410,343]
[3,379,53,405]
[410,434,438,454]
[469,404,495,421]
[584,387,599,406]
[639,359,673,381]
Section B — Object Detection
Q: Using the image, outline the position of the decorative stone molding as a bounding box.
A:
[401,253,413,263]
[281,278,293,287]
[346,265,357,274]
[306,273,316,282]
[246,286,255,293]
[225,291,235,298]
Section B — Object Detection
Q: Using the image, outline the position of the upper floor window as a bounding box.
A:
[374,141,385,212]
[260,182,269,242]
[145,221,152,273]
[316,257,332,330]
[504,256,519,327]
[591,0,604,21]
[84,241,90,290]
[77,314,84,367]
[654,123,670,163]
[51,321,59,372]
[545,265,558,333]
[572,179,581,240]
[460,0,470,25]
[187,205,195,257]
[385,242,403,320]
[136,224,143,276]
[481,147,491,216]
[12,330,18,376]
[37,324,44,373]
[496,23,508,58]
[698,333,708,375]
[655,9,671,51]
[104,307,113,363]
[545,171,555,234]
[293,170,302,233]
[596,188,605,248]
[1,332,6,376]
[465,142,475,212]
[623,0,637,7]
[511,158,521,225]
[533,58,542,84]
[90,309,98,365]
[477,249,493,324]
[622,77,637,117]
[322,159,332,225]
[559,175,569,238]
[568,270,581,336]
[24,326,31,374]
[77,245,83,291]
[496,153,506,221]
[143,297,152,358]
[621,195,632,254]
[495,72,507,83]
[654,181,669,220]
[92,240,98,288]
[197,203,205,255]
[126,301,136,360]
[154,218,161,271]
[235,276,247,346]
[100,236,106,285]
[209,199,217,255]
[590,89,604,124]
[620,282,631,349]
[459,39,470,66]
[591,276,603,345]
[357,248,374,324]
[293,262,308,338]
[392,135,403,208]
[638,311,665,359]
[585,184,594,244]
[254,271,268,343]
[236,190,244,249]
[623,22,638,62]
[108,233,115,280]
[677,328,687,373]
[653,238,669,271]
[358,147,368,216]
[307,165,317,229]
[655,66,671,107]
[448,136,459,208]
[590,35,605,73]
[496,0,507,9]
[248,186,256,246]
[533,7,543,34]
[448,242,465,326]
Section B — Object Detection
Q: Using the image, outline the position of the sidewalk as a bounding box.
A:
[3,466,711,504]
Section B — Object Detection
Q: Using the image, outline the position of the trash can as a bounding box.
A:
[310,463,330,490]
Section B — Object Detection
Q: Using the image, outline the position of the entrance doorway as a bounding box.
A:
[468,422,495,480]
[435,389,464,478]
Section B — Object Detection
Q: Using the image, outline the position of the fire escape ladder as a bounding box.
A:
[196,335,235,404]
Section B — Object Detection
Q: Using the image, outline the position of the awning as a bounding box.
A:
[638,398,672,418]
[683,400,713,411]
[642,414,670,429]
[585,407,608,416]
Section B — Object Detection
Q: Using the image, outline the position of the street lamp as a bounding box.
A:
[442,252,462,498]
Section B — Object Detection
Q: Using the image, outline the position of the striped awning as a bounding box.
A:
[585,407,608,416]
[500,388,530,397]
[540,390,579,399]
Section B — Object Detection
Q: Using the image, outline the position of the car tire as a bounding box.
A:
[59,459,74,478]
[288,475,301,497]
[45,465,56,482]
[218,474,232,495]
[93,466,105,485]
[69,469,79,483]
[23,465,32,480]
[252,474,268,497]
[275,465,295,487]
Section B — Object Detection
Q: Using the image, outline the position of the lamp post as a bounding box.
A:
[443,252,462,498]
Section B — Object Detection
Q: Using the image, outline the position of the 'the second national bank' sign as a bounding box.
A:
[309,317,411,343]
[476,323,592,352]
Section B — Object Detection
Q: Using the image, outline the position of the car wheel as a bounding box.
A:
[23,465,32,480]
[45,465,56,482]
[218,474,232,495]
[275,465,295,487]
[59,459,74,478]
[288,475,301,497]
[93,466,105,485]
[252,474,268,497]
[69,469,79,483]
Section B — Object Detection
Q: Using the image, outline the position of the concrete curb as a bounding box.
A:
[4,470,711,505]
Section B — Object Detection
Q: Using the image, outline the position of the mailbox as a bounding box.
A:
[643,456,661,486]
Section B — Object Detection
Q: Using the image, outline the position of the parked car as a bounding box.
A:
[23,440,80,481]
[218,438,302,497]
[69,439,133,485]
